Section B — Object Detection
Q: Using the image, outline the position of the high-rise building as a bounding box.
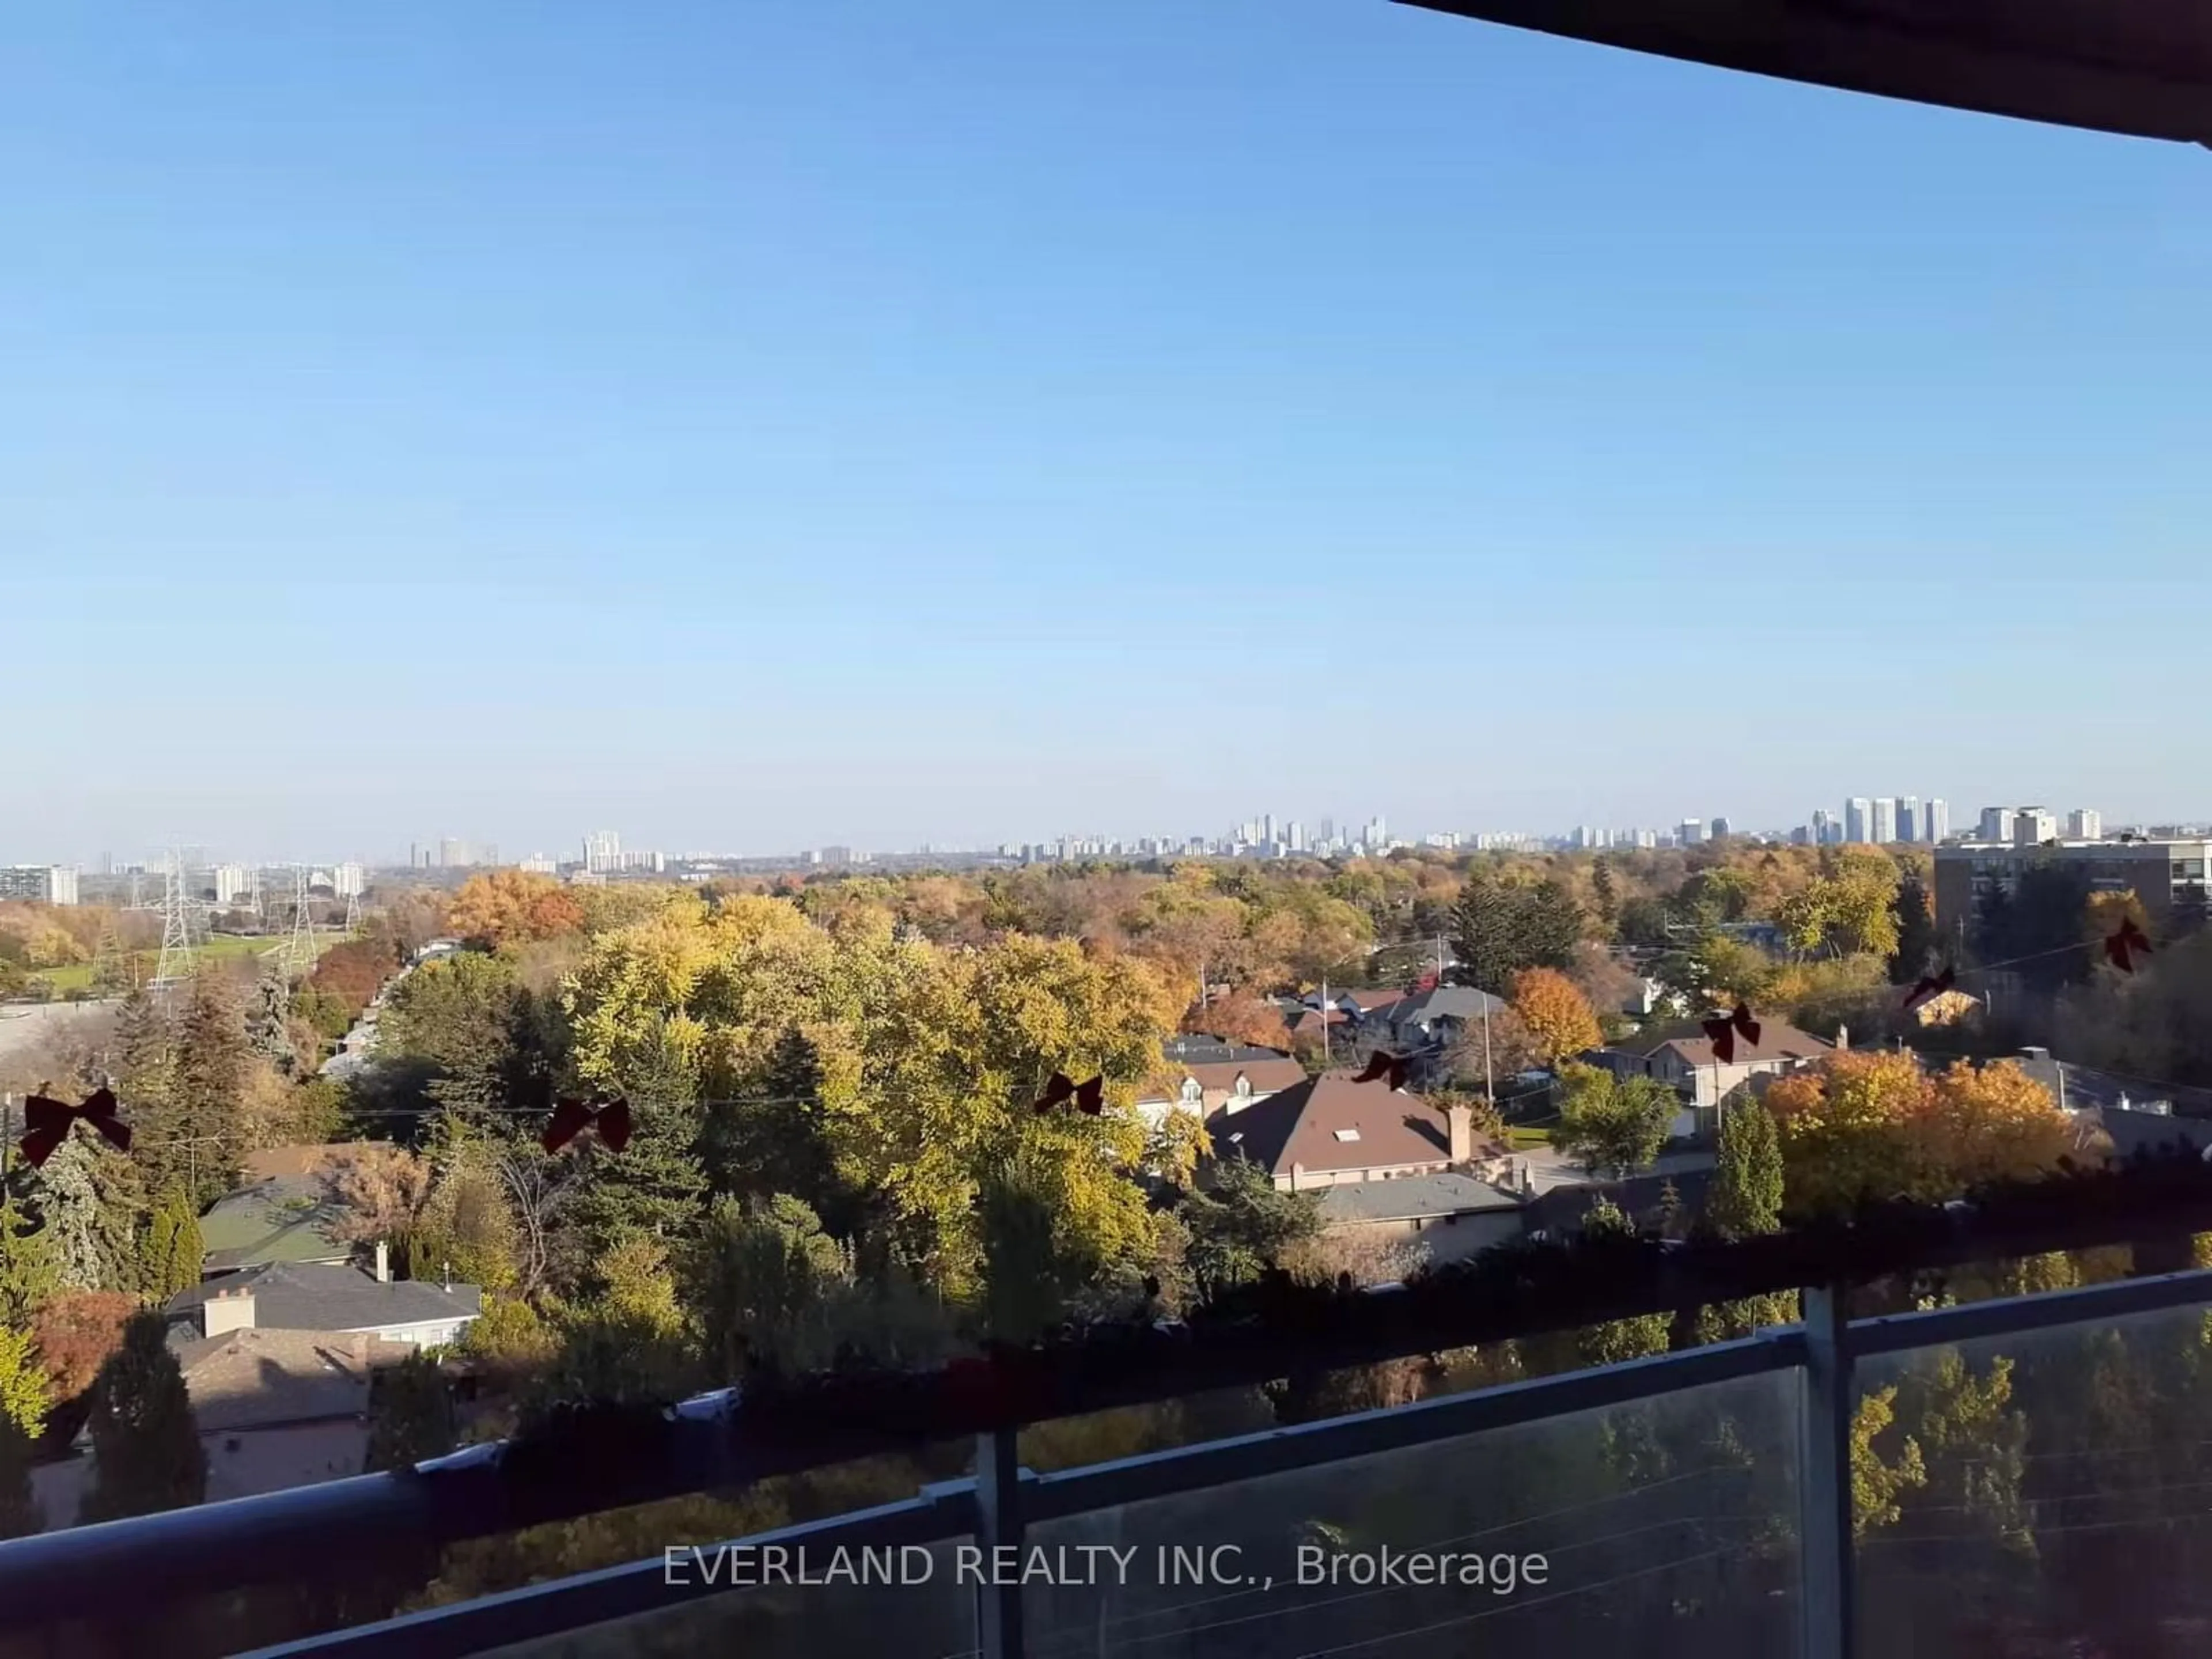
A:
[1844,798,1872,844]
[0,865,78,906]
[2067,808,2103,840]
[1811,808,1834,846]
[1927,800,1950,843]
[1789,825,1813,846]
[1285,821,1306,852]
[2013,807,2057,846]
[1363,816,1388,848]
[583,831,622,874]
[1869,798,1897,845]
[1978,806,2016,844]
[519,853,558,875]
[1678,818,1706,846]
[334,862,365,897]
[1897,797,1922,844]
[212,863,255,907]
[1710,816,1732,839]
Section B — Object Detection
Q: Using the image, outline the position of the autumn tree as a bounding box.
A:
[29,1291,138,1402]
[1180,992,1290,1052]
[80,1313,206,1522]
[1763,1053,2072,1218]
[446,871,586,949]
[0,1324,51,1441]
[1554,1065,1676,1179]
[323,1144,434,1257]
[1510,968,1602,1066]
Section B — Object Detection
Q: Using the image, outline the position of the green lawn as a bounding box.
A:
[30,931,342,996]
[1506,1126,1554,1150]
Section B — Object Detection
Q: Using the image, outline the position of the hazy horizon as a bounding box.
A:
[9,2,2206,865]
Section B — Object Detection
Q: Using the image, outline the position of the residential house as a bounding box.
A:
[1379,986,1510,1051]
[175,1328,416,1504]
[1601,1022,1835,1135]
[199,1147,362,1277]
[1214,1071,1529,1260]
[1906,988,1982,1029]
[1134,1043,1307,1130]
[1316,1173,1530,1266]
[1299,987,1407,1024]
[166,1253,482,1350]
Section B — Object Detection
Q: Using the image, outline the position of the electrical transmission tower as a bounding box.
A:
[150,851,202,995]
[342,885,362,935]
[283,865,317,978]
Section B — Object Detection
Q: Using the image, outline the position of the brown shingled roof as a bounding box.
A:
[1210,1072,1506,1179]
[1649,1023,1832,1068]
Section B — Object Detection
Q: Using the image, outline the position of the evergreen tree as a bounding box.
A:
[364,1353,456,1472]
[1590,858,1620,936]
[570,1020,709,1258]
[160,970,248,1209]
[1696,1099,1796,1340]
[1449,874,1583,994]
[1450,873,1528,995]
[977,1155,1074,1344]
[1887,872,1942,984]
[33,1131,147,1294]
[701,1031,849,1227]
[1181,1160,1322,1297]
[113,984,174,1115]
[142,1186,205,1301]
[245,968,301,1077]
[696,1193,848,1376]
[0,1195,60,1324]
[1706,1099,1785,1240]
[81,1313,206,1522]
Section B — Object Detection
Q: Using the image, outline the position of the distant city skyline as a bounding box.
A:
[9,791,2187,873]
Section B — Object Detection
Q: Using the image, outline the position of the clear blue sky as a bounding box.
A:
[5,1,2207,865]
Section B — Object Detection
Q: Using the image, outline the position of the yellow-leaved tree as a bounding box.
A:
[1510,967,1603,1066]
[1763,1052,2073,1218]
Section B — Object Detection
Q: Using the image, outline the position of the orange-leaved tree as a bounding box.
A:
[1510,967,1602,1066]
[446,870,586,948]
[1763,1051,2072,1218]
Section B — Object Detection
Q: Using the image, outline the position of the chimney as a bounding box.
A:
[202,1285,256,1338]
[1835,1024,1850,1053]
[1445,1103,1472,1165]
[374,1240,390,1285]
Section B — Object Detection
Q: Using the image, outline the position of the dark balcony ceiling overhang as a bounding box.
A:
[1396,0,2212,145]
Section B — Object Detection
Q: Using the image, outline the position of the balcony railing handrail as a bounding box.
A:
[7,1165,2212,1652]
[219,1266,2212,1659]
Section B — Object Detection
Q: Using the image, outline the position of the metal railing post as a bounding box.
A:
[974,1428,1028,1659]
[1798,1285,1855,1659]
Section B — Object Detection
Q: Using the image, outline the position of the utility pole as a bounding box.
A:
[1482,992,1495,1102]
[1319,974,1330,1068]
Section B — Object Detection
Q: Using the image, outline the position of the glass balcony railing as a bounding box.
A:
[10,1262,2212,1658]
